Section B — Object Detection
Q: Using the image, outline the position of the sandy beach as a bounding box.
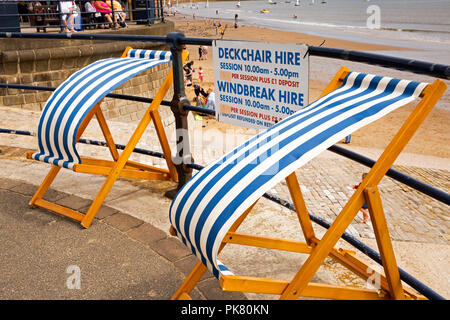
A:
[169,16,450,162]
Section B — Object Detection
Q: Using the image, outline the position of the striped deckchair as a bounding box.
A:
[27,47,188,228]
[170,67,446,300]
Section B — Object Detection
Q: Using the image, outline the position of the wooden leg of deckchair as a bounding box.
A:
[172,200,259,299]
[80,65,176,228]
[172,262,208,300]
[365,186,404,299]
[29,165,61,207]
[280,79,447,300]
[80,111,153,228]
[95,108,119,161]
[150,109,178,182]
[75,100,103,142]
[285,172,316,245]
[318,66,350,98]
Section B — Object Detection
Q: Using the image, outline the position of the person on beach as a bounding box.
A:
[183,60,194,74]
[194,84,208,106]
[198,66,204,82]
[183,61,194,86]
[219,25,227,39]
[344,134,351,144]
[198,45,203,60]
[206,89,216,111]
[353,173,370,223]
[201,45,208,60]
[215,21,221,35]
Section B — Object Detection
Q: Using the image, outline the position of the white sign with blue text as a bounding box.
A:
[213,40,309,130]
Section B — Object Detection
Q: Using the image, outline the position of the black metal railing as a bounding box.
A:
[0,0,166,32]
[0,31,449,300]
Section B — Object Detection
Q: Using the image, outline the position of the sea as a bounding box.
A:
[172,0,450,109]
[173,0,450,59]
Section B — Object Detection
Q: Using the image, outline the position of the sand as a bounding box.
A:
[169,16,450,162]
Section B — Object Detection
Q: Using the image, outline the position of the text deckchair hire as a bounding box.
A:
[28,47,188,228]
[170,67,446,300]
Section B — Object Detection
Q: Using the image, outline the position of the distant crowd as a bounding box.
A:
[21,1,129,32]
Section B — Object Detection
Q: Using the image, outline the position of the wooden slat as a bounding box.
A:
[34,198,85,222]
[365,185,405,299]
[178,293,192,300]
[73,163,170,180]
[223,232,313,254]
[172,262,208,300]
[317,66,350,98]
[285,172,316,245]
[29,166,61,207]
[79,157,171,175]
[95,108,120,161]
[327,247,426,300]
[220,275,388,300]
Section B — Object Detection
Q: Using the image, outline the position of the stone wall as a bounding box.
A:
[0,22,177,124]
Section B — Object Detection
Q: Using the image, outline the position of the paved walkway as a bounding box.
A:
[0,176,245,300]
[0,106,449,299]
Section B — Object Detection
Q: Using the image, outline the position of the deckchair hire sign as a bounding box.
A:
[213,40,309,130]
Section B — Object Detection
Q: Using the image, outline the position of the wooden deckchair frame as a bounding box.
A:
[27,47,188,228]
[171,67,446,300]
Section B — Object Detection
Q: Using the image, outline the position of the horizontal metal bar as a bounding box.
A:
[0,83,213,115]
[308,46,450,80]
[183,105,215,115]
[1,32,448,79]
[0,32,169,43]
[328,145,450,205]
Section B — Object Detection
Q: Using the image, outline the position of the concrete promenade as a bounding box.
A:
[0,106,448,299]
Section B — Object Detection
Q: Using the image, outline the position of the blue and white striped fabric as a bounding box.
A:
[127,49,172,61]
[32,50,172,169]
[169,71,428,279]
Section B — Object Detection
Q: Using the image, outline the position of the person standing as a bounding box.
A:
[198,45,203,60]
[183,61,194,86]
[60,1,76,32]
[198,66,204,83]
[201,45,208,60]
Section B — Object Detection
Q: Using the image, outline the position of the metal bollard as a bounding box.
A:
[165,32,193,199]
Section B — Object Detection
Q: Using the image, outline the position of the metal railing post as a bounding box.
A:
[57,1,64,33]
[110,0,116,27]
[165,32,193,198]
[160,0,164,23]
[145,0,151,26]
